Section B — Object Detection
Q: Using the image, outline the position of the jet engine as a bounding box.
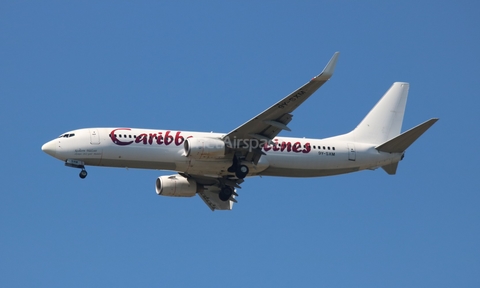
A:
[184,137,226,159]
[155,175,198,197]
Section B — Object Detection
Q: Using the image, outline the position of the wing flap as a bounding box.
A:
[198,187,235,211]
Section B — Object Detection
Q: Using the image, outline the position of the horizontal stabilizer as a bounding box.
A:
[376,118,438,153]
[381,162,399,175]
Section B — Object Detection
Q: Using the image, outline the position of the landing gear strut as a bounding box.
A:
[65,159,88,179]
[228,155,249,179]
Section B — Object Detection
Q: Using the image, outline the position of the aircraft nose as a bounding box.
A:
[41,140,57,157]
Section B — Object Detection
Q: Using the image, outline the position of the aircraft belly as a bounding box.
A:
[264,151,350,170]
[177,154,270,177]
[260,166,360,177]
[98,159,176,170]
[99,145,181,170]
[261,149,374,177]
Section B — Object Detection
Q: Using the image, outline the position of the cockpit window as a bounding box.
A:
[59,133,75,138]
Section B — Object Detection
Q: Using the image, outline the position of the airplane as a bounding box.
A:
[41,52,438,211]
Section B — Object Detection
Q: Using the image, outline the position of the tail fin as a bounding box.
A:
[351,82,409,144]
[336,82,438,176]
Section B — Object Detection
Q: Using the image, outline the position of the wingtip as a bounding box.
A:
[316,51,340,80]
[426,118,440,125]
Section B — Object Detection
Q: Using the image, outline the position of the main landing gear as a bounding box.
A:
[65,159,88,179]
[236,165,249,179]
[219,186,234,201]
[227,155,249,179]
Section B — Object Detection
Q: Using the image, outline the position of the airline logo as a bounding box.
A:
[109,128,312,154]
[110,128,185,146]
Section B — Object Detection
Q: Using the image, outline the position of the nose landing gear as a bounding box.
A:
[65,159,88,179]
[79,169,88,179]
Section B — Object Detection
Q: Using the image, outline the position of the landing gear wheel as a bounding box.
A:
[235,165,249,179]
[219,186,234,202]
[79,170,88,179]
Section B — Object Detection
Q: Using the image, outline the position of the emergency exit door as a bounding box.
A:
[348,143,356,161]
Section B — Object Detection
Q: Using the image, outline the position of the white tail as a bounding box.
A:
[349,82,409,144]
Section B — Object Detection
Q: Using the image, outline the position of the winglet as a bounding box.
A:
[315,52,340,80]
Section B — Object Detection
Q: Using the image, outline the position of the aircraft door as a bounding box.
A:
[89,129,100,145]
[348,143,356,161]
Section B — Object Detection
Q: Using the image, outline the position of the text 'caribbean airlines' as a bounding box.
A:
[42,52,438,211]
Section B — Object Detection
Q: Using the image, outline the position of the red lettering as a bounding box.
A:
[156,132,163,144]
[164,131,173,145]
[110,129,194,147]
[136,134,148,144]
[292,142,302,153]
[110,128,133,146]
[302,143,311,153]
[280,142,292,152]
[272,139,279,151]
[263,142,271,151]
[174,131,184,146]
[148,133,156,145]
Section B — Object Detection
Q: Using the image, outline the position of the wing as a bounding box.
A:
[186,53,340,210]
[223,52,339,164]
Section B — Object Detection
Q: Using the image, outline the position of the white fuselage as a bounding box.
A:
[42,127,402,178]
[39,53,437,211]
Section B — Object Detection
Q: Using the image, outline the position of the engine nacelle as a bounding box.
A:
[155,175,197,197]
[184,137,226,159]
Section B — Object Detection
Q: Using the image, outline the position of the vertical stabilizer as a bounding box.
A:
[351,82,409,144]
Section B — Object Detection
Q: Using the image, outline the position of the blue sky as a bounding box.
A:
[1,1,479,287]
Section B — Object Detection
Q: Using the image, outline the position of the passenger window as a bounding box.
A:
[129,135,132,138]
[323,146,325,150]
[119,135,122,138]
[328,147,330,150]
[332,147,335,150]
[313,145,316,149]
